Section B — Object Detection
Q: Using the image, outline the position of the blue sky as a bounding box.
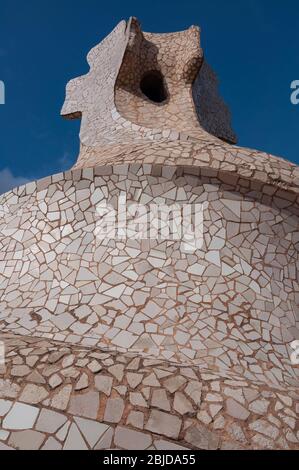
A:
[0,0,298,193]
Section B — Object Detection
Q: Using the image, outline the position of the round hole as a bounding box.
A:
[140,71,167,103]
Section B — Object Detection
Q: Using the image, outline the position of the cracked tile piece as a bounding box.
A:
[3,402,39,430]
[0,430,10,440]
[88,360,102,373]
[210,404,223,418]
[249,399,270,415]
[114,385,127,396]
[277,394,292,407]
[151,389,171,411]
[0,380,20,399]
[226,399,250,421]
[63,424,88,450]
[94,427,114,450]
[243,388,259,403]
[127,373,143,389]
[75,373,89,391]
[68,390,99,419]
[185,424,220,450]
[252,434,276,450]
[145,410,182,439]
[62,367,80,379]
[111,331,137,348]
[0,399,12,416]
[114,426,152,450]
[42,437,62,450]
[163,376,187,394]
[104,398,124,423]
[49,374,63,389]
[48,351,67,364]
[19,384,48,405]
[126,411,144,429]
[184,381,202,406]
[126,358,141,371]
[27,370,46,385]
[36,408,67,433]
[74,417,109,448]
[143,373,160,387]
[8,430,45,450]
[108,364,124,382]
[228,423,247,443]
[94,375,113,396]
[51,385,72,411]
[197,410,212,425]
[11,365,30,377]
[56,421,71,442]
[249,420,279,440]
[62,355,75,368]
[173,392,194,415]
[130,392,148,408]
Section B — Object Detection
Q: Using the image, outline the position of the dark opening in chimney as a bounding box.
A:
[140,71,167,103]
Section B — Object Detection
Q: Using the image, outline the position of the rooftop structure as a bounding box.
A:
[0,18,298,450]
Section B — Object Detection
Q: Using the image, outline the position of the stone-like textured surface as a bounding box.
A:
[146,410,182,439]
[0,16,298,451]
[0,334,298,450]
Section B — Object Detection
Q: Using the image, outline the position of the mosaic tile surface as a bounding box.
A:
[0,17,298,449]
